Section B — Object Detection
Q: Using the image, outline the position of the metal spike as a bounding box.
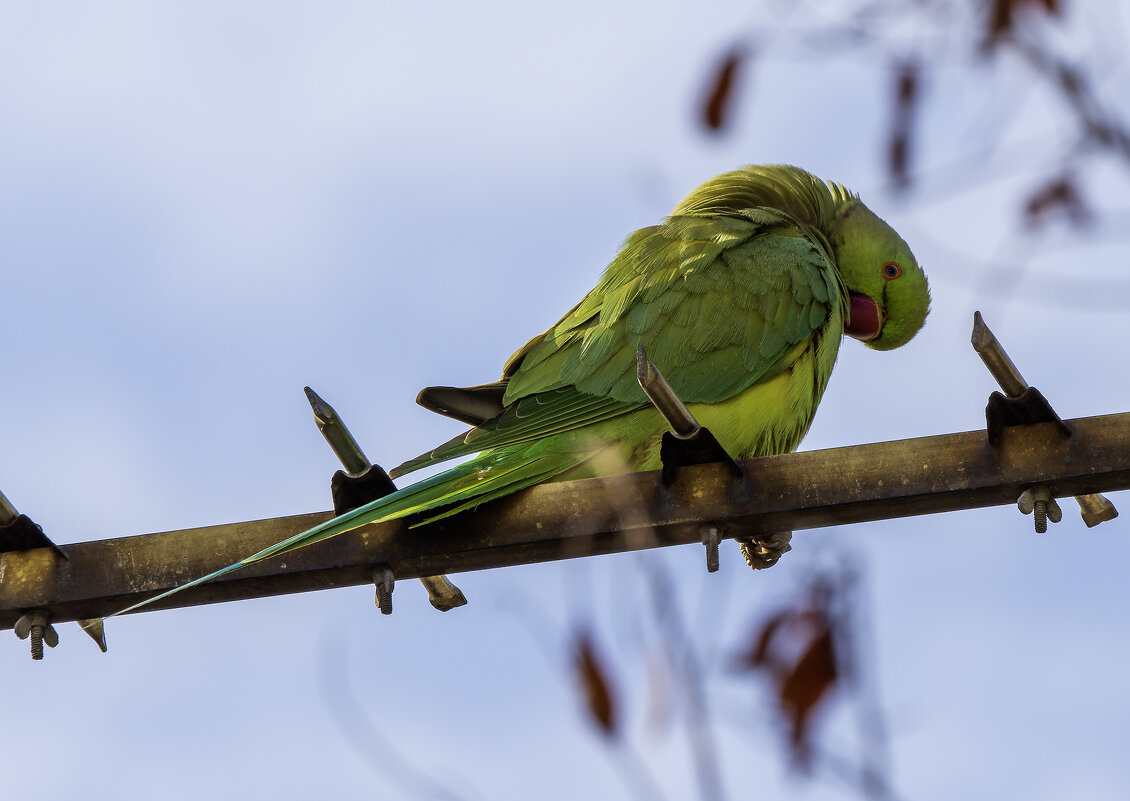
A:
[636,347,700,438]
[0,488,18,526]
[78,618,108,652]
[1074,493,1118,528]
[971,311,1029,397]
[418,575,468,611]
[304,386,371,477]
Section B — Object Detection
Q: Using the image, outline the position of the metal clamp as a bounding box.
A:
[637,348,757,573]
[306,387,468,613]
[0,488,65,557]
[972,312,1118,529]
[636,347,744,481]
[3,491,101,659]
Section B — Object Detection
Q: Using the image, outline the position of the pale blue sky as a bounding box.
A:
[2,3,1128,800]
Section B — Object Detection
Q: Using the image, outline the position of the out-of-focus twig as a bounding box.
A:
[639,554,728,801]
[316,629,473,801]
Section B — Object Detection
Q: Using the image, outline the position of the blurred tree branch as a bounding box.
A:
[317,628,473,801]
[699,0,1130,232]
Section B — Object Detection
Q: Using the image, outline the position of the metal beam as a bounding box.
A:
[1,412,1127,627]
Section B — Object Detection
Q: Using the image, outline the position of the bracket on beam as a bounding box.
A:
[3,489,109,659]
[0,488,64,557]
[637,346,789,573]
[305,386,467,612]
[972,311,1118,530]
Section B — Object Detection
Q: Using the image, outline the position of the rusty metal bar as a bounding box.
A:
[1,411,1127,627]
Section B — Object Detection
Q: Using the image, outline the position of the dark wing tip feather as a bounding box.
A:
[416,383,507,426]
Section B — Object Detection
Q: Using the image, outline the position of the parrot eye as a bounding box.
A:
[882,262,902,280]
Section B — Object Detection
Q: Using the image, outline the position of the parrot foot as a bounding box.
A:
[736,532,792,571]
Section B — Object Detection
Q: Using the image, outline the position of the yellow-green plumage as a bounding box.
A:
[114,164,930,615]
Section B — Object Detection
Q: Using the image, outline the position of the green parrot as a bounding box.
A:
[115,164,929,615]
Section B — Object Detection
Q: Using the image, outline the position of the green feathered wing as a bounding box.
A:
[113,203,845,616]
[396,207,842,474]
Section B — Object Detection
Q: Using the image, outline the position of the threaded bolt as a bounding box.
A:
[702,527,720,573]
[373,567,395,615]
[15,611,55,661]
[377,583,393,614]
[30,624,44,660]
[1018,486,1062,534]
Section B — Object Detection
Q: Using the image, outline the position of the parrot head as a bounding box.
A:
[830,199,930,351]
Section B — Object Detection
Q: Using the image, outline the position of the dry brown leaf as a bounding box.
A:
[701,48,748,133]
[573,628,619,738]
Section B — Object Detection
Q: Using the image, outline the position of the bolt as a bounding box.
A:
[373,567,395,615]
[29,624,44,660]
[14,610,58,661]
[701,527,720,573]
[1017,486,1062,534]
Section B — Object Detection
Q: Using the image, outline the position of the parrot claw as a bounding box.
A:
[736,532,793,570]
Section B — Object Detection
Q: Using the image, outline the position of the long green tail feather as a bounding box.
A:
[390,388,635,479]
[411,446,604,525]
[112,443,591,617]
